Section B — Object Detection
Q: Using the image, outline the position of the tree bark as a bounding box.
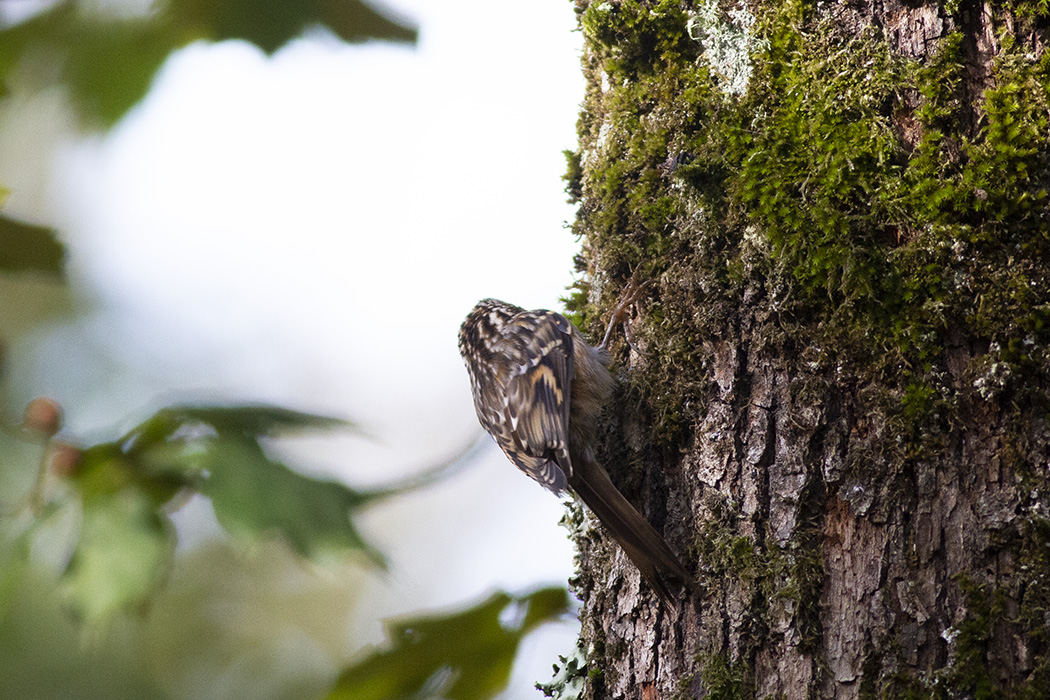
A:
[562,1,1050,698]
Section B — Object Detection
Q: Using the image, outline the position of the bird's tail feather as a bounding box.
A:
[569,462,692,606]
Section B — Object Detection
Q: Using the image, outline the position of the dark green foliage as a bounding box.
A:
[167,0,417,53]
[5,403,406,624]
[0,0,417,128]
[59,485,174,625]
[0,214,65,276]
[325,587,572,700]
[195,436,384,563]
[1,403,566,698]
[129,403,352,441]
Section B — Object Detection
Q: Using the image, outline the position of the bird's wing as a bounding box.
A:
[489,310,575,492]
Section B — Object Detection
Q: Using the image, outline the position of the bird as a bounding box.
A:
[457,294,692,605]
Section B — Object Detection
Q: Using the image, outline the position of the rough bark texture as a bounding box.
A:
[560,0,1050,698]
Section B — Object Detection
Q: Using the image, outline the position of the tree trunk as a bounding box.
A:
[562,1,1050,698]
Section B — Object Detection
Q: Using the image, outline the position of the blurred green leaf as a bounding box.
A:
[0,0,417,128]
[0,429,36,623]
[0,426,53,624]
[324,587,573,700]
[0,558,165,699]
[75,442,193,508]
[59,486,175,625]
[72,444,135,497]
[196,436,385,565]
[0,533,28,631]
[20,399,454,626]
[0,214,65,276]
[78,403,380,563]
[65,19,178,127]
[157,403,353,437]
[314,0,417,44]
[0,2,179,128]
[0,424,47,511]
[169,0,417,53]
[116,404,351,457]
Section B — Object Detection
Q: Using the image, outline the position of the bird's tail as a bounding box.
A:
[569,460,692,606]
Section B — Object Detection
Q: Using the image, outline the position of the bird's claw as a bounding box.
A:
[599,271,654,351]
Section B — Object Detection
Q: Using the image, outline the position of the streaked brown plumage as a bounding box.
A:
[458,298,691,604]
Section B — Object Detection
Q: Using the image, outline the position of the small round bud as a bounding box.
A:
[48,442,82,477]
[23,397,63,437]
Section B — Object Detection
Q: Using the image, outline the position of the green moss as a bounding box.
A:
[563,148,584,203]
[695,652,752,700]
[740,18,909,301]
[561,278,594,331]
[866,564,1049,699]
[569,0,1050,690]
[941,576,1003,699]
[856,549,1050,698]
[1016,517,1050,699]
[692,495,825,656]
[862,668,939,700]
[586,631,607,698]
[580,0,697,78]
[571,0,1050,452]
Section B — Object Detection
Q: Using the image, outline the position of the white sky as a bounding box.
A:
[1,0,589,696]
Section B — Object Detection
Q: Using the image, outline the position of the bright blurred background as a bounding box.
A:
[0,0,587,697]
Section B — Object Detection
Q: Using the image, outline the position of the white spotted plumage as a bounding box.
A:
[457,300,581,493]
[458,296,693,604]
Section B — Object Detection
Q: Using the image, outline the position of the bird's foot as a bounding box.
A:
[599,271,653,352]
